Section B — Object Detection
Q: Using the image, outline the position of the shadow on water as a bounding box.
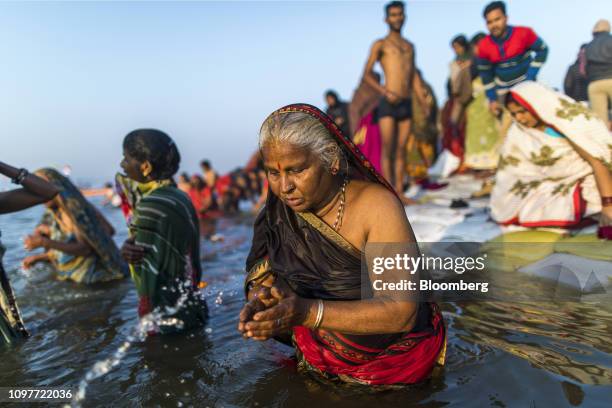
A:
[1,200,612,407]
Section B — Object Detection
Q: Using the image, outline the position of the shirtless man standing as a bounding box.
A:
[362,1,428,198]
[200,160,218,189]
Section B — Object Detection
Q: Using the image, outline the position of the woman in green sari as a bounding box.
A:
[118,129,207,333]
[464,33,502,171]
[22,168,127,284]
[0,161,59,345]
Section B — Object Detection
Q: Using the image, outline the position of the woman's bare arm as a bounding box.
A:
[301,186,419,334]
[568,141,612,199]
[242,186,421,340]
[0,162,59,214]
[22,252,52,269]
[567,140,612,225]
[25,233,92,257]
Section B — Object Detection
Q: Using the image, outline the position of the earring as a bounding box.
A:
[331,167,339,175]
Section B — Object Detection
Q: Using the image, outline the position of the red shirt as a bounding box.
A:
[215,175,232,196]
[188,187,212,217]
[477,26,539,64]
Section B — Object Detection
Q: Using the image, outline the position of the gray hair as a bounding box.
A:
[259,111,345,171]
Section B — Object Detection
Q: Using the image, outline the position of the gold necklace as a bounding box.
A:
[332,178,349,231]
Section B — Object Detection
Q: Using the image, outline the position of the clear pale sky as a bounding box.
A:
[1,0,608,186]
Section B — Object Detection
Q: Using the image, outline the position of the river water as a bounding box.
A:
[0,198,611,407]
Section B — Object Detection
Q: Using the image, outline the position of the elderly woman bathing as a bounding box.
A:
[238,104,445,386]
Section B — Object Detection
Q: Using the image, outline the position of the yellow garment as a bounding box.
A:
[353,126,367,145]
[483,230,612,272]
[406,84,438,180]
[406,137,436,180]
[482,230,563,272]
[115,174,175,282]
[553,234,612,262]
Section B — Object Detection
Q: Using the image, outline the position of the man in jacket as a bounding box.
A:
[585,19,612,129]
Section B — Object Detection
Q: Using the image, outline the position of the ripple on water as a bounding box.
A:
[1,204,612,407]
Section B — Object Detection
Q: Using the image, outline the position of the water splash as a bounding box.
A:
[67,278,197,407]
[215,290,224,305]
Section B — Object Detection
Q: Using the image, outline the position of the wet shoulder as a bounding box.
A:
[349,180,404,220]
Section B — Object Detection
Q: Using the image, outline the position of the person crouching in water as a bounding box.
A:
[239,104,445,386]
[117,129,207,332]
[22,168,127,284]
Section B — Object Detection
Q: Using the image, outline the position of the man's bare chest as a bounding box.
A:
[380,41,413,65]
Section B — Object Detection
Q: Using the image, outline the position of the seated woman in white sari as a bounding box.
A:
[490,81,612,237]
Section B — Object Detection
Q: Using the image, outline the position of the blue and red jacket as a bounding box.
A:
[476,26,548,102]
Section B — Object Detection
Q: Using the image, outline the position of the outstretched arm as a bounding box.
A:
[0,162,59,214]
[24,233,93,257]
[22,252,51,269]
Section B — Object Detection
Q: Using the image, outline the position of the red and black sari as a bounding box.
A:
[245,104,446,386]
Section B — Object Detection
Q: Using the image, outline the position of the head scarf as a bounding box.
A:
[270,103,398,197]
[114,173,174,228]
[247,103,400,295]
[35,168,125,275]
[507,81,612,170]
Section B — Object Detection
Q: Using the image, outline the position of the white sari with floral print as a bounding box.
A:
[490,81,612,227]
